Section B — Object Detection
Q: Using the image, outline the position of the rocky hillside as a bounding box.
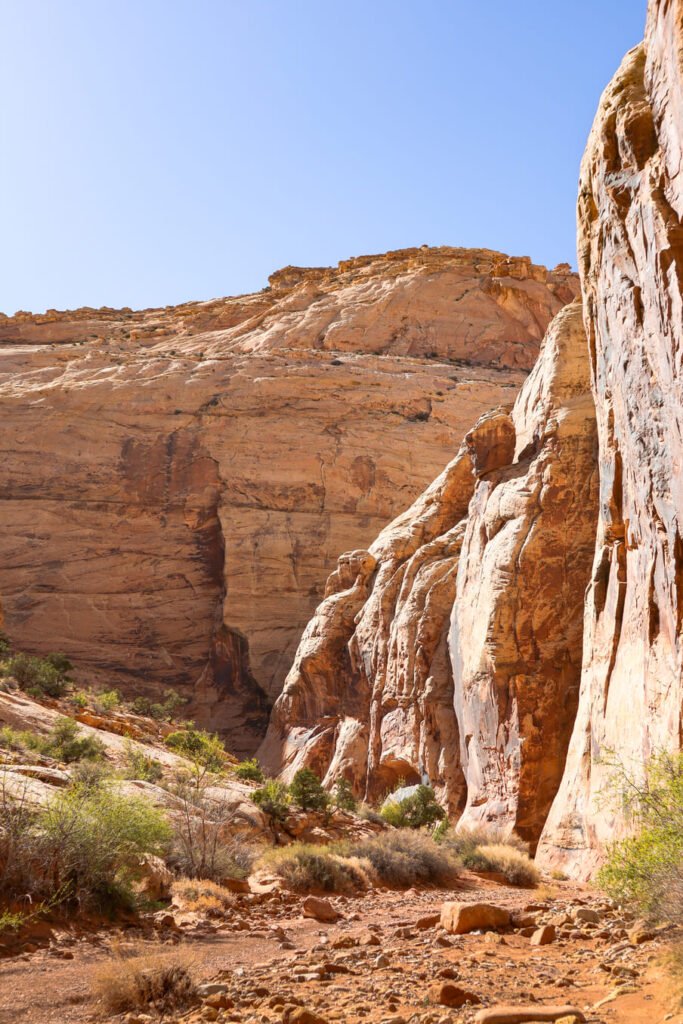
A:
[264,0,683,877]
[0,248,576,755]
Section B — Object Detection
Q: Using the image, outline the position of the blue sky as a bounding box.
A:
[1,1,645,314]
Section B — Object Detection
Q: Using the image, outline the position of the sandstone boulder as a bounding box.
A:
[301,896,342,923]
[440,902,510,934]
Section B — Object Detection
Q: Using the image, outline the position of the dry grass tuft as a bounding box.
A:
[348,830,461,888]
[259,844,371,893]
[93,944,197,1015]
[470,843,540,887]
[171,876,235,916]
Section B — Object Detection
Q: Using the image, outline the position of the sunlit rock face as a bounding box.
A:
[261,297,599,845]
[538,3,683,877]
[0,247,576,754]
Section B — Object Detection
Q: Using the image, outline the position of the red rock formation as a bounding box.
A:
[451,299,598,848]
[538,2,683,876]
[261,298,598,843]
[0,248,576,754]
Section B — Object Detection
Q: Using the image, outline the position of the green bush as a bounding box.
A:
[3,653,70,698]
[289,768,329,812]
[233,757,264,783]
[165,727,227,772]
[122,739,164,783]
[131,689,186,722]
[0,783,171,911]
[94,689,120,712]
[347,830,460,887]
[380,784,445,829]
[333,778,357,812]
[32,716,105,764]
[0,632,11,658]
[597,751,683,922]
[252,779,290,822]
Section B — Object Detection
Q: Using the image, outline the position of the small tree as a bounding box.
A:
[165,727,227,773]
[252,779,291,823]
[333,778,357,812]
[381,784,445,829]
[234,758,264,783]
[289,769,330,812]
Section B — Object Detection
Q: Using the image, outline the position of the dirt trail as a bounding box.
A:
[0,875,679,1024]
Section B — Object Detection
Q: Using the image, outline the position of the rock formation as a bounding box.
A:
[266,0,683,873]
[0,248,576,754]
[538,1,683,876]
[261,297,599,848]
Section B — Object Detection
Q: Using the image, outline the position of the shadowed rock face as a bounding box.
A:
[261,299,599,843]
[0,247,576,755]
[538,2,683,877]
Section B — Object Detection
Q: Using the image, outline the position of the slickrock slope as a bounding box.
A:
[261,297,599,844]
[538,1,683,876]
[0,248,577,754]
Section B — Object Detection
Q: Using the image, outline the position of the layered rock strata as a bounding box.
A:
[0,248,577,754]
[261,298,599,847]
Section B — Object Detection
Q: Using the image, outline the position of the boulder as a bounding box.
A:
[530,925,556,946]
[302,896,342,923]
[474,1007,585,1024]
[431,983,480,1007]
[440,902,510,934]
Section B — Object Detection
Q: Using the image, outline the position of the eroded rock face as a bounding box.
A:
[538,3,683,876]
[0,248,577,754]
[261,299,598,841]
[451,299,598,848]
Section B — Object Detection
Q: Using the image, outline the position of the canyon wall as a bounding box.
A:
[261,297,599,848]
[0,248,576,754]
[538,1,683,876]
[267,0,683,873]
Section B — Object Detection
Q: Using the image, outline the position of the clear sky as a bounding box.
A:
[1,1,646,315]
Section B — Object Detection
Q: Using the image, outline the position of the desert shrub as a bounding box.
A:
[39,716,105,763]
[0,725,24,752]
[252,779,291,822]
[93,946,197,1014]
[347,830,460,888]
[131,689,186,722]
[467,843,539,886]
[442,825,527,861]
[432,818,450,843]
[171,877,234,915]
[69,691,89,710]
[3,653,69,698]
[122,739,164,783]
[0,779,171,911]
[167,772,256,881]
[259,844,369,893]
[93,689,120,712]
[357,802,384,825]
[380,784,445,829]
[69,759,111,790]
[0,909,25,932]
[43,652,73,675]
[597,750,683,922]
[233,757,264,783]
[333,778,357,812]
[0,632,11,657]
[165,727,227,772]
[289,768,330,812]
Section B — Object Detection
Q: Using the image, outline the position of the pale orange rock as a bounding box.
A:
[538,1,683,877]
[262,299,597,843]
[451,298,599,847]
[0,248,576,754]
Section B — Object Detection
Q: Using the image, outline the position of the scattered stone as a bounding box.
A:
[573,908,600,924]
[415,913,441,930]
[531,925,556,946]
[474,1007,586,1024]
[431,982,481,1008]
[302,896,342,923]
[282,1007,329,1024]
[440,902,510,935]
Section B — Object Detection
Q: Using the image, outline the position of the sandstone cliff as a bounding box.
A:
[261,297,599,849]
[0,248,576,754]
[265,0,683,874]
[538,1,683,876]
